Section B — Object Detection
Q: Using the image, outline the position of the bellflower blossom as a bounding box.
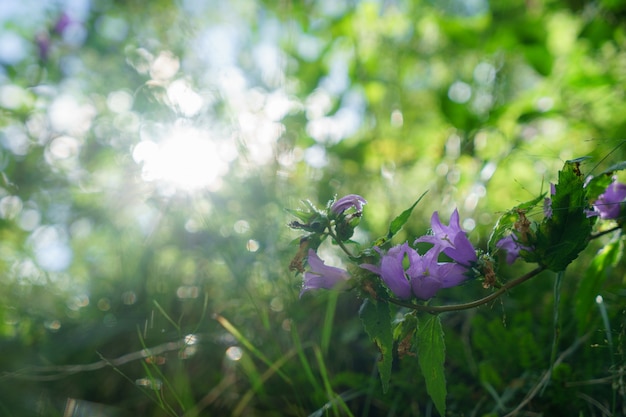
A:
[300,250,350,297]
[408,246,471,300]
[331,194,367,215]
[361,243,414,299]
[592,180,626,220]
[415,209,477,266]
[496,234,530,264]
[361,242,471,300]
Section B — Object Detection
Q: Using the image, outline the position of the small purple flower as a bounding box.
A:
[300,250,350,297]
[35,33,51,61]
[361,243,471,300]
[331,194,367,215]
[416,209,477,266]
[496,234,530,265]
[54,13,73,35]
[592,180,626,220]
[544,183,556,218]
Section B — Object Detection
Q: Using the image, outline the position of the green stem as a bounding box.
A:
[326,228,356,259]
[590,225,621,240]
[383,266,546,314]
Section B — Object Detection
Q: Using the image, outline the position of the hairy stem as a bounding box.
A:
[326,227,356,259]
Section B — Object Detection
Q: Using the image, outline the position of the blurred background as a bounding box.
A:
[0,0,625,415]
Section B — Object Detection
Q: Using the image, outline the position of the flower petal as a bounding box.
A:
[331,194,367,215]
[300,250,350,296]
[438,262,470,288]
[411,274,442,300]
[594,180,626,220]
[379,243,413,299]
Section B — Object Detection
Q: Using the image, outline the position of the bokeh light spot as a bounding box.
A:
[448,81,472,103]
[44,319,62,332]
[225,346,243,361]
[150,51,180,81]
[177,286,199,299]
[133,126,229,192]
[246,239,259,252]
[121,291,137,305]
[107,90,134,113]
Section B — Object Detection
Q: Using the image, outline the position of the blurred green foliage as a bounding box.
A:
[0,0,625,415]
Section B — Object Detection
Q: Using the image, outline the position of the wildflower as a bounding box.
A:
[543,183,556,218]
[496,234,530,265]
[300,250,350,297]
[35,33,51,61]
[408,246,470,300]
[592,180,626,220]
[54,13,73,35]
[361,243,471,300]
[330,194,367,215]
[361,243,414,299]
[416,209,477,266]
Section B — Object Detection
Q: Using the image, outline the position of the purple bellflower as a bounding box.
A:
[408,246,471,300]
[592,180,626,220]
[361,243,414,299]
[300,250,350,297]
[496,234,530,265]
[415,209,477,266]
[331,194,367,215]
[361,242,471,300]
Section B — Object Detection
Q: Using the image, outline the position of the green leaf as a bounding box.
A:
[387,191,428,239]
[359,298,393,393]
[371,191,427,248]
[533,159,594,271]
[487,193,545,252]
[585,174,614,204]
[285,207,314,223]
[574,238,623,334]
[417,315,447,416]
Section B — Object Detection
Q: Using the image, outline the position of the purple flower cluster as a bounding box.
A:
[498,178,626,265]
[299,194,366,296]
[361,209,477,300]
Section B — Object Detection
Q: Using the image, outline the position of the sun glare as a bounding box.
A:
[132,126,230,192]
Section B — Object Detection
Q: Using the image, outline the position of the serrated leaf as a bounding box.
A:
[417,315,447,416]
[574,239,623,334]
[359,299,393,393]
[534,160,593,271]
[388,191,428,239]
